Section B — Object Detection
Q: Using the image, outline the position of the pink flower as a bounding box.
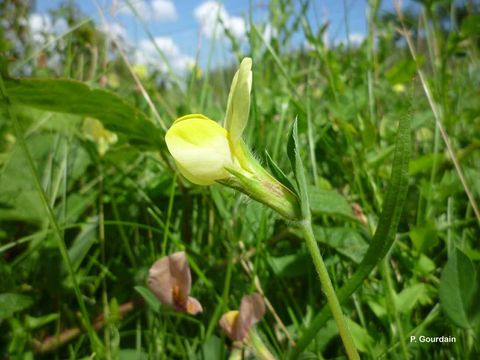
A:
[219,293,266,341]
[148,251,203,315]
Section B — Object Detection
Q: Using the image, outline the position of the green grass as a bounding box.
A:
[1,0,480,359]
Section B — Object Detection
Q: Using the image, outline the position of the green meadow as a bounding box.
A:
[1,0,479,359]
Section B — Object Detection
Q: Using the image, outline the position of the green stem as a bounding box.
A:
[299,220,360,360]
[228,345,243,360]
[249,330,276,360]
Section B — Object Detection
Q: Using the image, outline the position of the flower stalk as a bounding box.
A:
[248,330,276,360]
[299,219,360,360]
[228,347,243,360]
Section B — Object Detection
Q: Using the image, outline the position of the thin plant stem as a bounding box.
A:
[249,330,276,360]
[228,347,243,360]
[381,258,409,360]
[99,163,112,359]
[299,220,360,360]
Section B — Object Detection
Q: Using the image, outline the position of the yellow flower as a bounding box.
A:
[392,83,406,93]
[164,57,301,220]
[165,114,237,185]
[132,64,148,80]
[83,117,118,156]
[165,58,253,185]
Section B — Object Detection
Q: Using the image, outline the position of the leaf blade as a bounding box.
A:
[4,78,163,149]
[439,248,476,328]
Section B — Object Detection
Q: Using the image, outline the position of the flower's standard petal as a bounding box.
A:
[234,293,265,340]
[168,251,192,302]
[224,57,252,142]
[219,293,266,341]
[148,255,175,307]
[173,113,210,125]
[244,293,266,323]
[165,116,234,185]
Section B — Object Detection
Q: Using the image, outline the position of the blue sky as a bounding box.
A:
[32,0,401,71]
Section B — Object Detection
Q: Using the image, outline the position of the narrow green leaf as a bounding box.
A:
[291,111,411,357]
[265,151,297,194]
[439,248,476,328]
[3,78,163,149]
[134,286,160,314]
[66,219,97,271]
[25,313,60,330]
[287,118,309,218]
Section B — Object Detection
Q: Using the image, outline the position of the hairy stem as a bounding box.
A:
[299,220,360,360]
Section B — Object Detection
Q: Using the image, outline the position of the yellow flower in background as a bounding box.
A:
[83,117,118,156]
[392,83,406,93]
[132,64,148,80]
[165,58,253,185]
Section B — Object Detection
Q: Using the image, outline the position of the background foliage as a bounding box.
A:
[1,0,479,359]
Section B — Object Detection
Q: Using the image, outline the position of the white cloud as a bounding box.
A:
[28,13,53,45]
[348,33,365,46]
[135,36,194,73]
[194,1,246,41]
[25,13,68,73]
[118,0,148,17]
[52,17,68,35]
[119,0,177,22]
[99,21,128,41]
[227,16,246,40]
[27,13,68,49]
[29,13,51,32]
[335,32,365,47]
[152,0,177,21]
[194,1,227,39]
